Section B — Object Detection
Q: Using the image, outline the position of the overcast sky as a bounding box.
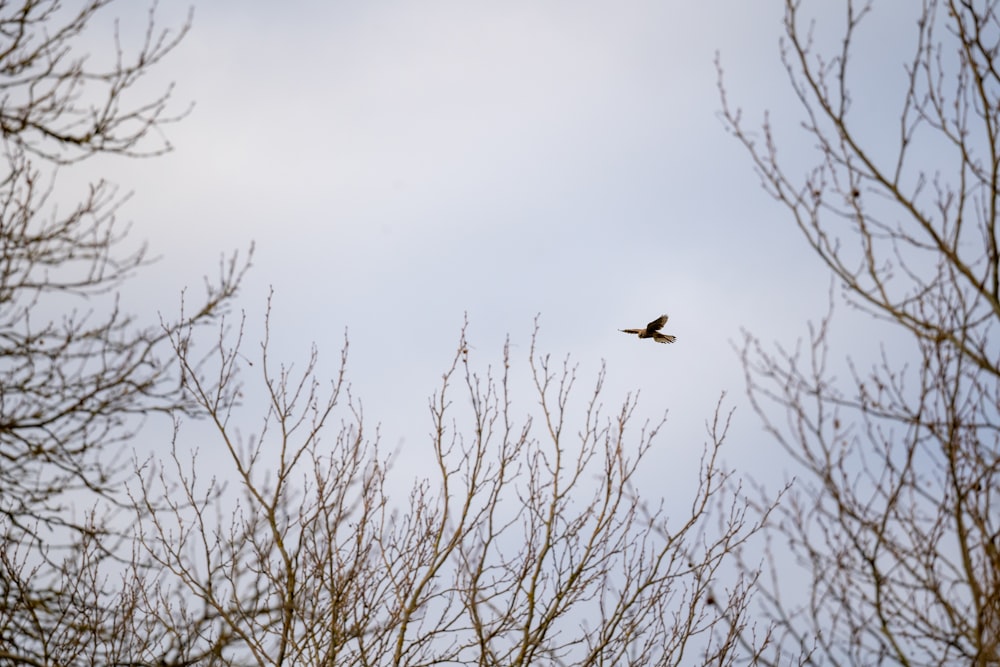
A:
[77,2,922,499]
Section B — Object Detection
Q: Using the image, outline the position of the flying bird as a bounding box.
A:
[620,314,676,344]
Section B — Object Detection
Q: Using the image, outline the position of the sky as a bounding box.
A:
[71,2,923,502]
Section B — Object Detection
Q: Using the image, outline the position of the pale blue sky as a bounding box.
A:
[77,2,923,496]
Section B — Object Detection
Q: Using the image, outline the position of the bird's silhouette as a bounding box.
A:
[620,314,676,344]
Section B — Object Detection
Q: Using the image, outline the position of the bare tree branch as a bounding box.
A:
[719,1,1000,664]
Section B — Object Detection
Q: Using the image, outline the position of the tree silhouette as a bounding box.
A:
[719,1,1000,663]
[0,2,247,663]
[127,310,776,666]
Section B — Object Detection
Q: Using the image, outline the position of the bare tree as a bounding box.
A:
[120,309,779,667]
[719,0,1000,664]
[0,2,247,664]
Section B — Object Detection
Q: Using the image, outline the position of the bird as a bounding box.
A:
[620,314,676,344]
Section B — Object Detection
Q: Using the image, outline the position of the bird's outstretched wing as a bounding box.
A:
[645,315,669,332]
[651,332,677,344]
[620,328,643,335]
